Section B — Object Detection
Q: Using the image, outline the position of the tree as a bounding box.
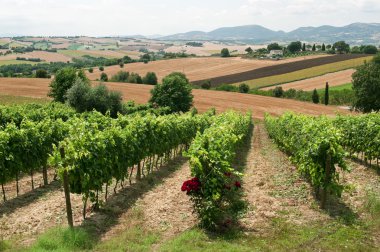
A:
[287,41,302,54]
[312,89,320,104]
[49,67,88,103]
[221,48,230,57]
[245,47,253,54]
[143,72,158,85]
[312,44,316,51]
[238,83,250,93]
[333,41,350,54]
[99,66,104,71]
[119,62,124,68]
[35,69,48,78]
[326,44,332,49]
[100,72,108,82]
[66,78,91,113]
[140,53,151,62]
[201,80,211,90]
[127,72,143,84]
[273,86,284,97]
[111,71,129,82]
[88,68,94,73]
[66,81,122,117]
[352,58,380,112]
[363,45,378,54]
[302,43,306,52]
[267,43,282,51]
[149,72,193,113]
[321,43,326,51]
[324,82,329,105]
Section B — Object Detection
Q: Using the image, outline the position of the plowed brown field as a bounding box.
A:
[261,69,355,91]
[0,78,350,119]
[87,55,331,82]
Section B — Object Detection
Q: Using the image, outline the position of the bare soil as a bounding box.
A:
[101,160,197,242]
[87,55,331,83]
[241,123,328,232]
[0,78,352,120]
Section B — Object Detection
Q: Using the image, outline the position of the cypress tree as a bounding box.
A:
[302,43,306,51]
[312,89,320,104]
[322,43,326,51]
[312,44,316,51]
[324,82,329,105]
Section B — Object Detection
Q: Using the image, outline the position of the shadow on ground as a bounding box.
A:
[79,156,188,242]
[0,180,61,216]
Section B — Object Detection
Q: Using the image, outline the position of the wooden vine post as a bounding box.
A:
[60,147,74,228]
[321,152,332,209]
[42,165,48,186]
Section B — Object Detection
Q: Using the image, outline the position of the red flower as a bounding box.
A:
[181,177,201,194]
[235,181,241,188]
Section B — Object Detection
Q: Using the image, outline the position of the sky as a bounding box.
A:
[0,0,380,36]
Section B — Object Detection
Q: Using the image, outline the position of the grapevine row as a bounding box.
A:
[184,111,253,229]
[49,111,215,222]
[334,113,380,166]
[265,112,348,208]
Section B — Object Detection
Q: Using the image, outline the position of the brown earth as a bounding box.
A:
[0,78,352,119]
[261,69,355,91]
[87,55,331,82]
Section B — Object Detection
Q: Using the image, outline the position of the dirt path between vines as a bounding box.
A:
[0,184,84,245]
[241,122,328,232]
[101,159,197,243]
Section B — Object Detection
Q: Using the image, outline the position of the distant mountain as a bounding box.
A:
[160,23,380,44]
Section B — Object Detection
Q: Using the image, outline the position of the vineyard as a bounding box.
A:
[265,112,380,207]
[0,102,255,229]
[0,102,379,251]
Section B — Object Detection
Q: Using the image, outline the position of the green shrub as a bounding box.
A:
[100,72,108,82]
[201,80,211,90]
[110,71,130,82]
[239,83,250,93]
[143,72,158,85]
[215,84,238,92]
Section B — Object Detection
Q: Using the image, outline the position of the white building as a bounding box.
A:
[269,50,283,57]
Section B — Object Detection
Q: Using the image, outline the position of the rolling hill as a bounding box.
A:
[161,23,380,44]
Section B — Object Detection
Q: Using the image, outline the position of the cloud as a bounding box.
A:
[0,0,379,36]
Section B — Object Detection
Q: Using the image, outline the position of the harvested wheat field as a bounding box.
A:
[0,78,350,119]
[87,55,331,82]
[261,69,355,91]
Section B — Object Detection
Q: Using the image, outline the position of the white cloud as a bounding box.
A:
[0,0,379,36]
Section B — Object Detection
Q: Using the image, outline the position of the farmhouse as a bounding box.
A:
[269,50,283,57]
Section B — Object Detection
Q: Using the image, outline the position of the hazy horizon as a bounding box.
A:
[1,0,379,37]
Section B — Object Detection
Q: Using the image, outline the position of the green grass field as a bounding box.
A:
[33,41,51,50]
[0,60,39,66]
[58,49,116,59]
[235,56,372,89]
[0,94,50,105]
[316,82,353,92]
